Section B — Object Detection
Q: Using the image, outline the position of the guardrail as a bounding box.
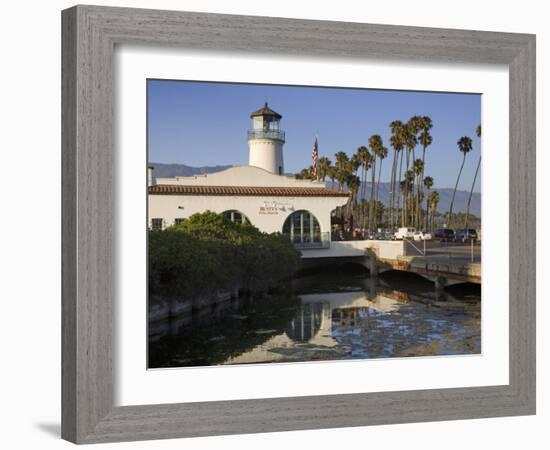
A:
[247,129,286,141]
[403,237,479,263]
[403,237,426,256]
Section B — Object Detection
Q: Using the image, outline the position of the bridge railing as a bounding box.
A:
[403,238,426,256]
[403,238,479,263]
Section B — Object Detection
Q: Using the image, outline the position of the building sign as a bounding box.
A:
[259,201,295,215]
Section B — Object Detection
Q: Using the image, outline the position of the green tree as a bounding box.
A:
[327,165,337,187]
[334,151,349,192]
[317,156,332,181]
[295,166,314,180]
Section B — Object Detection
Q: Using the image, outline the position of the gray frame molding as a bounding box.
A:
[62,5,536,444]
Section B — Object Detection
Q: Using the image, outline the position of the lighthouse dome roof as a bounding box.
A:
[250,102,282,119]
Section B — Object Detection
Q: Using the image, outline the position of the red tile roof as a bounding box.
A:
[148,184,349,197]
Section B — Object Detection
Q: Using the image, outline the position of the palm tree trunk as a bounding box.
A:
[412,151,418,227]
[376,157,383,202]
[464,156,481,229]
[359,165,364,230]
[403,150,410,226]
[420,145,427,227]
[417,174,423,229]
[389,150,397,229]
[369,158,376,230]
[448,153,467,227]
[363,164,368,230]
[398,150,404,227]
[376,157,384,230]
[425,191,430,231]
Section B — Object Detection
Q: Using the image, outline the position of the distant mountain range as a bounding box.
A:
[149,162,481,216]
[149,162,231,180]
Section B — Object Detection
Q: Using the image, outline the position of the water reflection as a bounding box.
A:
[148,272,481,368]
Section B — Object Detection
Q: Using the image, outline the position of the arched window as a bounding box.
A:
[222,210,250,225]
[282,210,321,245]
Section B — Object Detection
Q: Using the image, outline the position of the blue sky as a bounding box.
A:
[148,79,481,192]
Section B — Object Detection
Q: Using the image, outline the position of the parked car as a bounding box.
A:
[370,231,385,240]
[455,228,478,242]
[434,228,455,242]
[413,230,432,241]
[394,227,416,240]
[384,231,397,241]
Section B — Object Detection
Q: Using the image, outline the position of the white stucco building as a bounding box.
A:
[148,103,349,248]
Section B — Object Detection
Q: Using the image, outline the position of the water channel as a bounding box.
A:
[148,268,481,368]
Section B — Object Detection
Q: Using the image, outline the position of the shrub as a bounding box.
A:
[149,211,300,299]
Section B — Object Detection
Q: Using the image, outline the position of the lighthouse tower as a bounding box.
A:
[248,102,286,175]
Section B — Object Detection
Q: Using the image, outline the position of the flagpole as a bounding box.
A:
[311,135,319,182]
[316,134,319,182]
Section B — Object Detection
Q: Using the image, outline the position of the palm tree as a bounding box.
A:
[347,174,360,204]
[428,190,440,232]
[355,146,371,228]
[418,116,433,226]
[355,146,369,198]
[295,167,313,180]
[419,116,433,165]
[327,165,337,188]
[423,176,434,230]
[389,120,404,229]
[401,122,418,226]
[375,143,388,204]
[368,135,383,230]
[401,169,415,225]
[464,124,481,229]
[346,173,361,223]
[408,115,424,161]
[317,156,332,182]
[349,153,361,178]
[412,158,424,227]
[448,136,473,226]
[334,151,349,191]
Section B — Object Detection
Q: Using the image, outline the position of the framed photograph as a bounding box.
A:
[62,5,535,444]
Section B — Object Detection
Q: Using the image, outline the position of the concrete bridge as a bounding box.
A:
[299,240,481,289]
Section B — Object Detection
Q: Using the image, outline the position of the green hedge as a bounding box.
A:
[148,211,300,299]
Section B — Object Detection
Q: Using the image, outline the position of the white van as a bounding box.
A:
[394,227,416,240]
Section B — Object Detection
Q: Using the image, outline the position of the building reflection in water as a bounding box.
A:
[149,275,481,368]
[286,302,324,342]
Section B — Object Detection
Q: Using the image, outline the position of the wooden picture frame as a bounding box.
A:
[62,5,536,444]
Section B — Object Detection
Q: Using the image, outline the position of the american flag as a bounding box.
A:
[311,137,318,177]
